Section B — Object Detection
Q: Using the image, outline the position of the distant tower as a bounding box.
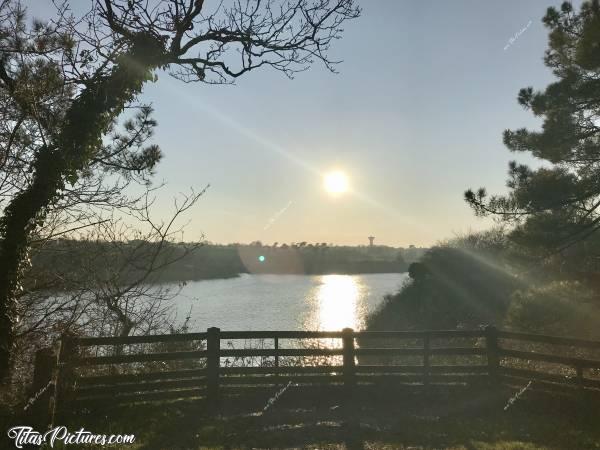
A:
[368,236,375,247]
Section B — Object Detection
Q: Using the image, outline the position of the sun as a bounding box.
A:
[324,170,349,196]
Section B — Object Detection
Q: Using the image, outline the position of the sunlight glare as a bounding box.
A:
[317,274,360,331]
[324,171,349,196]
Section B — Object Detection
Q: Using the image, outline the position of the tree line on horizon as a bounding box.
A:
[28,238,422,287]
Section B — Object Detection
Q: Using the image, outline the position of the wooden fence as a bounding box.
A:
[27,326,600,427]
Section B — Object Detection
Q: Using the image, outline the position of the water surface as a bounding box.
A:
[173,273,407,331]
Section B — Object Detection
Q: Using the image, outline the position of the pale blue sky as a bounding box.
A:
[28,1,579,246]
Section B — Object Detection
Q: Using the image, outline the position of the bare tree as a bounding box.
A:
[0,0,360,379]
[19,187,205,342]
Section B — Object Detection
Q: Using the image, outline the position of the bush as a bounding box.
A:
[367,230,522,330]
[505,281,600,339]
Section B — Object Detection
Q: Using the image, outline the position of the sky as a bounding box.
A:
[27,0,582,247]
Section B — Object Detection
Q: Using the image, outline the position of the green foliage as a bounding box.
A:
[368,227,600,338]
[407,262,428,281]
[367,231,522,330]
[465,0,600,259]
[505,281,600,339]
[0,27,166,378]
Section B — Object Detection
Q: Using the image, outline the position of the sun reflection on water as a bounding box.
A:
[308,274,365,332]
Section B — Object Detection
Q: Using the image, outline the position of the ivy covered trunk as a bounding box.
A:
[0,34,166,380]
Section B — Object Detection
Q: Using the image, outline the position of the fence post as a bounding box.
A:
[485,325,500,387]
[52,334,76,426]
[342,328,356,391]
[423,334,430,389]
[28,347,56,431]
[274,336,280,387]
[206,327,221,411]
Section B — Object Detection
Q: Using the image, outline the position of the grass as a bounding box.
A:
[49,384,600,450]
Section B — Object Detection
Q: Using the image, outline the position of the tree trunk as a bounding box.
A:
[0,34,166,380]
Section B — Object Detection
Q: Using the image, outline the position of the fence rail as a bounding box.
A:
[27,326,600,429]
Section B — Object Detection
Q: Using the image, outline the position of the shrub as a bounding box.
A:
[367,230,522,330]
[505,281,600,339]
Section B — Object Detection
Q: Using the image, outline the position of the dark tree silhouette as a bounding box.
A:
[465,1,600,254]
[0,0,360,379]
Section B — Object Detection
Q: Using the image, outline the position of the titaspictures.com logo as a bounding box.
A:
[7,426,135,448]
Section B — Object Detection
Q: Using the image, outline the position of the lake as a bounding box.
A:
[172,273,408,332]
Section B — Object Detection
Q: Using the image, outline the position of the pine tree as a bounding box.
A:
[466,1,600,258]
